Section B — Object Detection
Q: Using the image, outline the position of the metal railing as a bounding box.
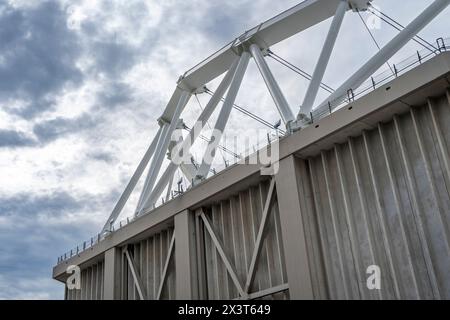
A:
[308,37,449,124]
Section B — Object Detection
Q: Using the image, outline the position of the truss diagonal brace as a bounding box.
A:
[156,233,175,300]
[249,43,295,128]
[195,52,251,181]
[300,0,347,115]
[200,211,247,298]
[139,57,241,212]
[137,91,191,216]
[124,247,147,300]
[317,0,450,110]
[244,177,276,293]
[100,126,162,234]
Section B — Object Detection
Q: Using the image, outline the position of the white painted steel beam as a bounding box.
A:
[135,123,171,211]
[137,91,191,216]
[195,52,251,181]
[175,0,346,94]
[300,0,347,115]
[317,0,450,109]
[142,58,241,210]
[100,126,162,234]
[249,44,295,127]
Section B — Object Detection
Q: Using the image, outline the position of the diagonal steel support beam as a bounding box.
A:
[124,247,147,300]
[156,233,175,300]
[249,43,295,128]
[100,126,162,234]
[140,57,241,212]
[317,0,450,109]
[195,52,250,181]
[200,211,247,298]
[137,91,191,216]
[244,177,276,293]
[300,0,347,115]
[136,123,171,212]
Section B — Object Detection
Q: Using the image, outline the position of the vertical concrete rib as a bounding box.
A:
[321,151,351,299]
[378,122,421,298]
[394,114,441,299]
[334,144,366,299]
[362,131,401,299]
[348,138,382,299]
[308,158,334,299]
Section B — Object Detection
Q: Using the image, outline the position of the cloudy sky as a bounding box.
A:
[0,0,449,299]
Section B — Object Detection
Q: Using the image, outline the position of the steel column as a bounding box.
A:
[275,155,314,299]
[249,43,295,127]
[318,0,450,109]
[195,52,251,180]
[300,0,347,115]
[174,210,199,299]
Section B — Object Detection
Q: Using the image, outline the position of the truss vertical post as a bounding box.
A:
[318,0,450,109]
[195,52,250,181]
[300,0,347,115]
[249,43,295,128]
[174,210,199,299]
[275,155,315,299]
[137,91,191,216]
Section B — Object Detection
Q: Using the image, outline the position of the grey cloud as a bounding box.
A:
[0,191,109,299]
[0,1,83,119]
[90,41,139,77]
[87,150,118,164]
[32,113,95,143]
[0,129,36,148]
[0,192,85,219]
[96,82,134,109]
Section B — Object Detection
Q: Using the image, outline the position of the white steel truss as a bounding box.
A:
[100,0,450,234]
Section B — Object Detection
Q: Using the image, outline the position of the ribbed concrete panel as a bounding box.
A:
[121,228,175,300]
[305,92,450,299]
[202,180,289,299]
[65,261,104,300]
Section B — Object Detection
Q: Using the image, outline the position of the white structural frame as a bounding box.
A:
[316,0,450,109]
[249,44,295,128]
[195,52,251,181]
[101,0,449,233]
[300,0,348,115]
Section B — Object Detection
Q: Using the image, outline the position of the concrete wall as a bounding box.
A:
[66,260,104,300]
[302,94,450,299]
